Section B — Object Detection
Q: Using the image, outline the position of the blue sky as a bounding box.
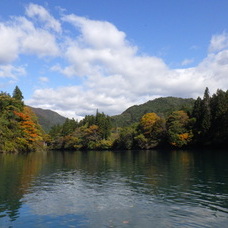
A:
[0,0,228,119]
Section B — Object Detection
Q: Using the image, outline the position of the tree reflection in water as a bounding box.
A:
[0,149,227,227]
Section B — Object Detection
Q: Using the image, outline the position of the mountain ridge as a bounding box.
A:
[30,107,66,132]
[111,96,195,127]
[31,96,195,131]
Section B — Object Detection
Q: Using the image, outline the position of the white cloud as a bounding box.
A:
[196,50,228,90]
[26,85,133,119]
[62,14,127,49]
[1,4,227,119]
[26,3,62,33]
[39,77,49,82]
[0,65,26,79]
[209,32,228,53]
[28,11,228,119]
[181,58,194,66]
[0,23,20,64]
[53,14,138,78]
[0,13,60,65]
[16,17,60,57]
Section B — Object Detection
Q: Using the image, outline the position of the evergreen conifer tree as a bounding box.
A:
[13,86,24,101]
[201,87,211,136]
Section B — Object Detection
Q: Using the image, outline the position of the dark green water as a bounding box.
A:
[0,149,227,227]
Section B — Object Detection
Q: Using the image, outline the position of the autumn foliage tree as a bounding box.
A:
[14,106,44,149]
[166,110,194,147]
[49,87,228,150]
[49,111,112,150]
[135,113,166,149]
[0,87,46,153]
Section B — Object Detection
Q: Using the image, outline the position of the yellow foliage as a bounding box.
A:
[140,113,160,135]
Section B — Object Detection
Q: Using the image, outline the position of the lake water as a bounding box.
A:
[0,149,227,227]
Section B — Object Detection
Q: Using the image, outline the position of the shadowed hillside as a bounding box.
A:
[31,107,66,132]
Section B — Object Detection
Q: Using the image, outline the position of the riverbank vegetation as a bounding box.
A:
[49,88,228,150]
[1,87,228,153]
[0,87,46,153]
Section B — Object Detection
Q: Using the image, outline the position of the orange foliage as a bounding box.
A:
[178,133,190,141]
[14,106,42,142]
[85,125,100,135]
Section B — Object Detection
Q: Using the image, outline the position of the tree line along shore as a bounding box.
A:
[1,87,228,153]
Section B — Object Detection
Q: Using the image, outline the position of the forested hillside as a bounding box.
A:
[0,87,46,153]
[111,97,195,127]
[49,88,228,150]
[31,107,66,132]
[1,87,227,153]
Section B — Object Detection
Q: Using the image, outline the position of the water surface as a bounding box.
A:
[0,149,227,227]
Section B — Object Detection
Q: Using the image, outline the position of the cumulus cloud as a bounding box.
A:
[0,6,60,65]
[0,65,26,79]
[27,85,133,119]
[53,14,138,77]
[181,58,194,66]
[209,32,228,53]
[196,50,228,89]
[25,3,62,33]
[28,11,228,119]
[1,3,227,119]
[20,23,60,56]
[0,23,20,64]
[17,16,60,57]
[62,14,127,49]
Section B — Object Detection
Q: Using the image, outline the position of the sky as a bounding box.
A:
[0,0,228,119]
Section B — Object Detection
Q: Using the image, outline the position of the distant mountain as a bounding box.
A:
[111,97,195,127]
[31,97,195,131]
[31,107,66,132]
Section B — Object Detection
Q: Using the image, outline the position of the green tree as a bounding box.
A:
[192,87,212,144]
[61,118,78,136]
[12,86,24,101]
[81,124,102,149]
[209,89,228,145]
[192,97,202,124]
[201,87,211,136]
[79,111,111,140]
[166,110,194,147]
[95,111,112,139]
[113,125,136,150]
